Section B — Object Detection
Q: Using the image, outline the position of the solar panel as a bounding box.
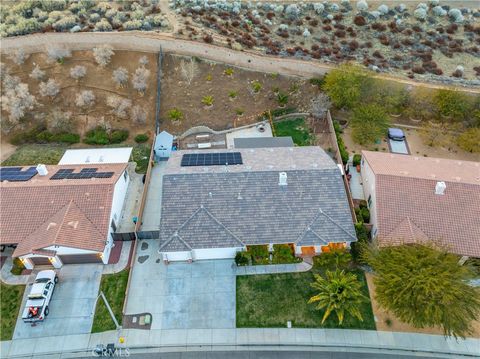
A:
[181,152,243,167]
[50,167,114,180]
[0,167,38,182]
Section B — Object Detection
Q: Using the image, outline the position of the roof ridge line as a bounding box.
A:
[202,206,245,246]
[307,227,329,244]
[318,210,357,240]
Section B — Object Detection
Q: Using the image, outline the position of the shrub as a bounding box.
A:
[228,91,237,99]
[314,248,352,271]
[8,49,29,65]
[10,258,25,275]
[95,18,113,32]
[132,67,150,94]
[52,132,80,144]
[272,244,299,264]
[93,45,114,67]
[251,80,262,93]
[360,207,370,223]
[39,79,60,98]
[457,128,480,153]
[202,95,214,106]
[70,65,87,80]
[84,127,109,145]
[352,154,362,166]
[75,90,95,108]
[168,108,183,121]
[277,92,289,106]
[46,46,71,63]
[224,68,234,76]
[110,129,129,144]
[112,67,129,87]
[351,104,390,145]
[433,89,472,121]
[323,64,371,110]
[235,251,251,266]
[333,120,349,165]
[247,245,269,265]
[131,105,147,125]
[350,223,369,263]
[134,133,149,143]
[29,65,45,81]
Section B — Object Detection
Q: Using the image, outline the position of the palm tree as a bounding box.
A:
[308,269,367,325]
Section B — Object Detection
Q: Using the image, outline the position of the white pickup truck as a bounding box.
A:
[22,270,58,323]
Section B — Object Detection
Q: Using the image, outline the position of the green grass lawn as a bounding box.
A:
[1,144,67,166]
[0,283,25,340]
[273,118,314,146]
[236,269,375,329]
[91,269,129,333]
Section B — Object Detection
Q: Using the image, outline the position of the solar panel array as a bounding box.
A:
[0,167,38,182]
[181,152,243,167]
[50,168,114,180]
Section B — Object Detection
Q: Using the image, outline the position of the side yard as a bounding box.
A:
[91,269,129,333]
[236,263,374,330]
[0,283,25,341]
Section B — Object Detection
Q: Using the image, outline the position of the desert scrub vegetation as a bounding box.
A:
[172,0,480,84]
[0,1,169,38]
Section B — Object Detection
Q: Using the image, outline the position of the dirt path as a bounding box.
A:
[2,32,480,94]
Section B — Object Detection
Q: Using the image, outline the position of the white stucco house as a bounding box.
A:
[0,162,130,269]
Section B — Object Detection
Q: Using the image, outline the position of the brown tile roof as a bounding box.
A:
[362,151,480,185]
[0,164,127,257]
[363,152,480,257]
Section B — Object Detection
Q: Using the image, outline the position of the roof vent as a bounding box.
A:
[36,164,48,176]
[435,181,446,195]
[279,172,288,186]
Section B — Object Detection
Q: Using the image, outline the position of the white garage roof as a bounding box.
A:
[58,148,133,165]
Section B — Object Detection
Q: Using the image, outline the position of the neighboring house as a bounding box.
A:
[0,163,130,268]
[58,147,132,165]
[158,147,356,262]
[361,151,480,258]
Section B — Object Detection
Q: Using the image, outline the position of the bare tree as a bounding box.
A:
[2,74,21,91]
[75,90,95,108]
[70,65,87,81]
[131,105,146,124]
[132,67,150,94]
[92,45,114,67]
[112,67,129,88]
[106,95,132,118]
[139,55,149,67]
[9,49,30,65]
[30,65,46,81]
[180,58,198,85]
[311,93,332,118]
[46,46,72,63]
[39,79,60,98]
[1,82,36,123]
[48,110,75,133]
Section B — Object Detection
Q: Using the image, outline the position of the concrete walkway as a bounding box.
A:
[141,162,167,231]
[103,241,132,275]
[236,261,312,276]
[348,156,365,201]
[0,256,31,285]
[2,328,479,358]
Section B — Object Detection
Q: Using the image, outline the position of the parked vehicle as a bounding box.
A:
[388,128,406,141]
[22,270,58,323]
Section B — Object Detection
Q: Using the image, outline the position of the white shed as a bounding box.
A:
[58,148,133,165]
[154,131,174,161]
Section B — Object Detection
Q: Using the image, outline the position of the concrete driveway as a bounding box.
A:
[13,264,102,339]
[126,239,236,330]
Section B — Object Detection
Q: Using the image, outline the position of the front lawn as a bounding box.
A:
[236,269,375,329]
[92,269,129,333]
[0,283,25,340]
[273,118,314,146]
[1,144,67,166]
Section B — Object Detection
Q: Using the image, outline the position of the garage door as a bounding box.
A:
[193,247,240,260]
[30,257,52,266]
[59,254,102,264]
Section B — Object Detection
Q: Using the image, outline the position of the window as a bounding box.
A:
[368,195,372,208]
[110,219,117,232]
[123,170,128,182]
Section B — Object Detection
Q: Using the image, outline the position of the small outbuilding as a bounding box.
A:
[154,131,174,161]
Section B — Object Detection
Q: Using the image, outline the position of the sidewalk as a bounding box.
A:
[235,261,312,276]
[2,328,479,358]
[0,256,32,285]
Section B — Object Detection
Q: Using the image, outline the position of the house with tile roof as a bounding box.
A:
[157,147,356,262]
[0,163,130,268]
[361,151,480,258]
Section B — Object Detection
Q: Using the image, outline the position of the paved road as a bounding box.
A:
[2,32,480,94]
[81,350,457,359]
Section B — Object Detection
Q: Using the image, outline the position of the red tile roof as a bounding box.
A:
[362,152,480,257]
[0,164,127,257]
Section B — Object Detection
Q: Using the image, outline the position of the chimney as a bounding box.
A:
[279,172,288,186]
[435,181,446,195]
[36,164,48,176]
